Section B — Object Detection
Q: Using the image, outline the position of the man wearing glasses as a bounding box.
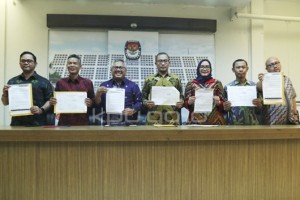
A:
[257,57,299,125]
[142,52,184,125]
[95,59,142,126]
[1,51,53,126]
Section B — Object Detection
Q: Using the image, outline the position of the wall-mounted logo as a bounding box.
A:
[124,40,141,60]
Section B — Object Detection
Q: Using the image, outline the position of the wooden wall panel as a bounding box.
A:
[1,139,300,200]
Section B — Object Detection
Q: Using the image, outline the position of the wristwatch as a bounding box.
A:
[40,107,45,114]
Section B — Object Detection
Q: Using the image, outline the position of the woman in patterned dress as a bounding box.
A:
[184,59,227,125]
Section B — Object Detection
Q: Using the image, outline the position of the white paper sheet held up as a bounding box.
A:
[8,83,33,116]
[227,86,257,107]
[106,88,125,114]
[54,92,87,113]
[194,88,214,113]
[151,86,179,105]
[262,72,284,104]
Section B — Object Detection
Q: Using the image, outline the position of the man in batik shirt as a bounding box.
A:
[142,52,184,125]
[224,59,262,125]
[1,51,53,126]
[257,57,299,125]
[50,54,95,125]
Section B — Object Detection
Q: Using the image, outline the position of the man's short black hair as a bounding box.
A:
[155,52,170,62]
[232,59,248,68]
[67,54,81,65]
[20,51,37,62]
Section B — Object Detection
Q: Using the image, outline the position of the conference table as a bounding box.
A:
[1,125,300,200]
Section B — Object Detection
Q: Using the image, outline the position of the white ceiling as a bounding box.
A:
[25,0,300,9]
[76,0,252,8]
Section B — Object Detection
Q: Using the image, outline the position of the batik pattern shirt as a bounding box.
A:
[142,72,184,125]
[224,80,261,125]
[7,71,53,126]
[261,76,297,125]
[184,78,226,125]
[55,75,95,126]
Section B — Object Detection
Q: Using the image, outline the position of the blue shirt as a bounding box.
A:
[99,78,142,125]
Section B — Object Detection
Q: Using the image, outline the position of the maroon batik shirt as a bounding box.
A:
[55,75,95,125]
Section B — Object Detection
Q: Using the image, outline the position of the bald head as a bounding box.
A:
[265,57,281,72]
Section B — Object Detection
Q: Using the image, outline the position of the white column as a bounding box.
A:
[250,0,265,81]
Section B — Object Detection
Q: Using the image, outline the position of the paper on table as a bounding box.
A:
[153,124,177,127]
[194,88,214,113]
[227,86,257,107]
[8,83,33,116]
[151,86,179,105]
[262,72,284,105]
[54,91,87,113]
[106,88,125,114]
[186,124,219,127]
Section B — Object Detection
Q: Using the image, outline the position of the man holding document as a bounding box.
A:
[49,54,95,126]
[142,52,184,125]
[95,59,142,126]
[224,59,262,125]
[1,51,53,126]
[257,57,298,125]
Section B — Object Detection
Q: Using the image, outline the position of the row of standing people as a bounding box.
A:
[1,51,299,126]
[186,57,298,125]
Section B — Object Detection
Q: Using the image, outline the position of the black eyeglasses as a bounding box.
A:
[20,59,34,64]
[267,61,280,68]
[200,65,210,69]
[112,66,125,70]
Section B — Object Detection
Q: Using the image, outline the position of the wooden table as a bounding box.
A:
[1,125,300,200]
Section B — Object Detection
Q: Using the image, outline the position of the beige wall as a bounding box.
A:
[1,0,300,125]
[0,0,6,124]
[264,0,300,94]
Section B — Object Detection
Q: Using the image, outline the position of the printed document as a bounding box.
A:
[9,83,33,116]
[106,88,125,114]
[227,86,256,107]
[54,91,87,113]
[151,86,179,105]
[262,72,284,104]
[194,88,213,113]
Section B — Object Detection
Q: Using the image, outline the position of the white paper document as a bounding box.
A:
[262,72,284,104]
[194,88,214,113]
[54,92,87,113]
[227,86,257,107]
[106,88,125,114]
[151,86,180,105]
[186,124,219,127]
[8,83,33,116]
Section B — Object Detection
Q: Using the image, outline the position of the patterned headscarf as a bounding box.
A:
[195,59,213,83]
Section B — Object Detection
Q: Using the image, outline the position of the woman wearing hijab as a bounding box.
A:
[184,59,226,125]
